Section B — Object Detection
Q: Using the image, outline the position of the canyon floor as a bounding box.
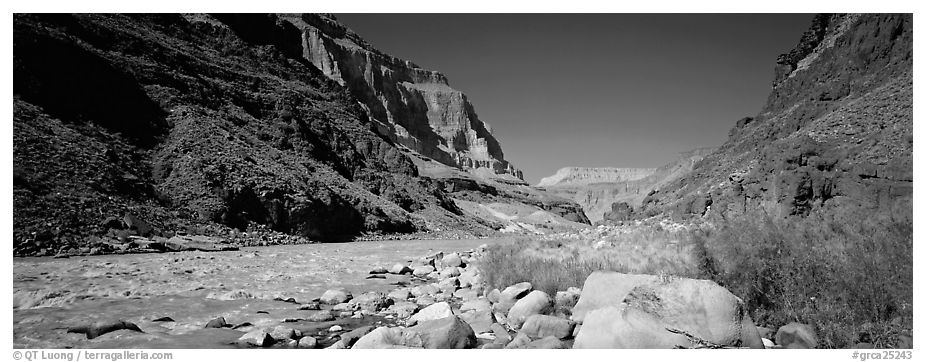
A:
[12,237,512,349]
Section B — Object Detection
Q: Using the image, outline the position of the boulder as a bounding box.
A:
[407,302,453,326]
[572,272,764,349]
[486,288,501,303]
[204,317,228,329]
[389,263,412,275]
[269,325,298,341]
[370,267,388,274]
[495,282,532,313]
[504,332,532,349]
[339,326,375,348]
[351,327,418,349]
[506,290,552,329]
[460,298,492,313]
[554,287,581,310]
[67,320,143,339]
[296,336,317,348]
[413,265,435,277]
[415,296,436,307]
[441,253,463,268]
[320,289,352,304]
[237,328,275,347]
[388,288,412,301]
[438,277,459,293]
[123,213,153,236]
[520,314,575,339]
[459,308,495,334]
[439,266,461,278]
[776,322,818,349]
[352,292,391,312]
[305,310,335,322]
[408,316,476,349]
[570,272,660,323]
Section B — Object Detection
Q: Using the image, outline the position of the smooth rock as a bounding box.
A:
[439,266,461,278]
[67,320,143,339]
[496,282,532,313]
[408,316,476,349]
[520,314,575,339]
[507,290,552,329]
[570,272,660,323]
[320,289,352,305]
[389,263,412,275]
[776,322,818,349]
[413,265,435,277]
[573,272,764,349]
[339,326,375,348]
[305,310,335,322]
[407,302,453,326]
[204,317,227,329]
[370,267,388,274]
[388,289,412,301]
[237,328,275,347]
[296,336,317,348]
[351,327,420,349]
[441,253,463,268]
[460,308,495,334]
[269,326,298,341]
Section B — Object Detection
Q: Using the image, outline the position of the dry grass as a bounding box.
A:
[479,226,705,296]
[479,208,912,348]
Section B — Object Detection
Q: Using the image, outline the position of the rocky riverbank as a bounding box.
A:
[16,236,864,349]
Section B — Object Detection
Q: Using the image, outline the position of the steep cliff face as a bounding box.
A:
[637,14,912,221]
[13,14,497,256]
[281,14,523,180]
[537,148,714,222]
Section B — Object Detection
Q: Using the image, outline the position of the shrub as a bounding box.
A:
[694,210,912,348]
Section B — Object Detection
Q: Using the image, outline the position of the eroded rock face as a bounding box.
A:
[637,14,912,222]
[287,14,522,181]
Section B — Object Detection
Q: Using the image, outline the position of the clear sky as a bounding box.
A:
[336,14,816,184]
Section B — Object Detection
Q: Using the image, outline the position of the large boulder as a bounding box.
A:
[506,290,552,329]
[441,253,463,268]
[775,322,818,349]
[520,314,575,339]
[572,272,764,349]
[571,272,660,323]
[351,327,419,349]
[408,316,476,349]
[495,282,532,314]
[407,302,453,326]
[67,320,143,339]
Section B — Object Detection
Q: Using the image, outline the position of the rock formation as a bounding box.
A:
[12,14,500,255]
[537,148,714,222]
[284,14,523,180]
[637,14,912,221]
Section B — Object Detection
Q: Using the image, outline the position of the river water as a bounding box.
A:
[13,237,513,349]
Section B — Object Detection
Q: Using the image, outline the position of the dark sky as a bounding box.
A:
[336,14,816,184]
